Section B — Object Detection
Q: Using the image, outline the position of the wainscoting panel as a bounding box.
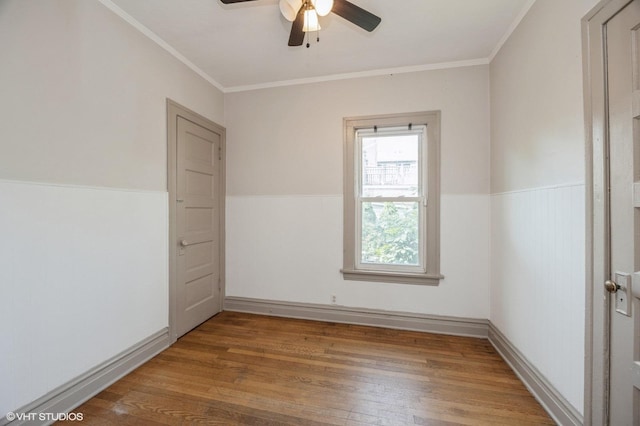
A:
[490,183,585,415]
[0,180,169,418]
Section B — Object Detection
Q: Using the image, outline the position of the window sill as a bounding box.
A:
[340,269,443,286]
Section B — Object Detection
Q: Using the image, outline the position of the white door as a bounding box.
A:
[605,1,640,424]
[175,115,222,338]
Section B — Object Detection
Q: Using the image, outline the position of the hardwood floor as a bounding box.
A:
[61,312,554,425]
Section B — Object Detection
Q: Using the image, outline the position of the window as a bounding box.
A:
[342,112,442,285]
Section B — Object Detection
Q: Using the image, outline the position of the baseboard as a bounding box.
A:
[2,328,170,426]
[488,323,583,426]
[224,296,489,338]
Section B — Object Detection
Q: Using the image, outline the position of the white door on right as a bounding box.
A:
[606,1,640,424]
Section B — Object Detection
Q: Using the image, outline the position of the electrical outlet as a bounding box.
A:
[331,295,337,304]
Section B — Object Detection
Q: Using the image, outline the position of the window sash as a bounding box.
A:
[356,200,426,273]
[354,126,427,273]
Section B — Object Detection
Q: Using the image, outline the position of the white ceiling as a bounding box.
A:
[106,0,531,91]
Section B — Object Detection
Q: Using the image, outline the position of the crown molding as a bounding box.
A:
[489,0,538,62]
[99,0,535,93]
[97,0,225,92]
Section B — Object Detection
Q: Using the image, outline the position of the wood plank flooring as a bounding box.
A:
[60,312,554,425]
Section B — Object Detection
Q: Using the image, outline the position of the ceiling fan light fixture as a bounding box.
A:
[303,8,321,32]
[221,0,381,47]
[279,0,303,22]
[311,0,333,17]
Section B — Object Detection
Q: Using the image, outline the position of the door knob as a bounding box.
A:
[605,280,620,293]
[180,240,189,247]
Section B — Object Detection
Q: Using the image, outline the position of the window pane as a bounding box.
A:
[362,135,419,197]
[361,201,419,266]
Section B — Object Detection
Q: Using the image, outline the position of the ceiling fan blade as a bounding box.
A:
[332,0,381,32]
[288,5,305,46]
[219,0,258,3]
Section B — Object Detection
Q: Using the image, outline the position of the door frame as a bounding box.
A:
[166,99,226,343]
[583,1,633,424]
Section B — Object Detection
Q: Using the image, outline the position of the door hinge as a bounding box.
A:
[218,147,222,160]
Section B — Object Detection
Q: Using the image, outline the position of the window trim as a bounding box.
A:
[341,111,443,286]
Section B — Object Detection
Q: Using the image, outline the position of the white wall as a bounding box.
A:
[490,0,599,414]
[226,66,491,319]
[0,0,224,415]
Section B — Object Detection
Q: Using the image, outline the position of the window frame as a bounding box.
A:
[342,111,443,285]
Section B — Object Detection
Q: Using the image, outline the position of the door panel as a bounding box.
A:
[606,2,640,424]
[176,116,221,338]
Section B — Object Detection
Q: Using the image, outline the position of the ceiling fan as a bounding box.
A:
[219,0,381,47]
